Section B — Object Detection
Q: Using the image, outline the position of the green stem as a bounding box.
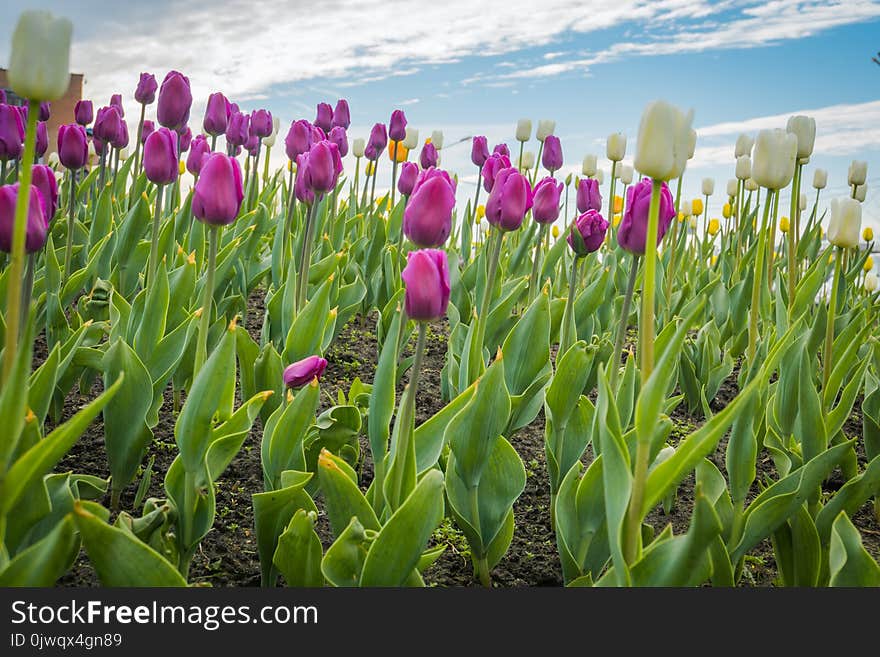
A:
[390,144,399,211]
[263,144,271,183]
[638,179,663,385]
[531,142,544,186]
[560,255,582,356]
[517,142,524,172]
[787,163,802,312]
[194,225,220,377]
[1,99,38,384]
[823,246,843,392]
[747,189,775,364]
[133,103,145,184]
[476,229,503,346]
[369,159,379,209]
[63,169,76,281]
[147,184,165,290]
[529,223,549,302]
[470,485,490,587]
[296,199,320,312]
[360,163,371,210]
[19,254,35,338]
[610,255,640,389]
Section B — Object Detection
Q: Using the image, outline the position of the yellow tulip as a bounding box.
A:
[708,218,720,236]
[287,160,293,172]
[552,225,560,239]
[677,212,685,223]
[779,216,789,233]
[613,213,622,227]
[387,140,409,162]
[691,198,704,216]
[613,195,623,214]
[722,203,731,219]
[710,255,718,266]
[864,227,874,242]
[864,255,874,273]
[178,160,186,175]
[476,204,486,220]
[366,161,375,176]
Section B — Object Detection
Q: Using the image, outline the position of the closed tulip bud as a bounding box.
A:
[403,168,456,246]
[691,198,703,216]
[848,160,867,187]
[34,121,48,158]
[552,225,560,239]
[541,134,563,173]
[582,154,597,177]
[294,153,315,204]
[352,137,365,158]
[262,130,276,148]
[8,11,72,102]
[481,152,511,193]
[813,168,827,190]
[618,177,675,254]
[111,119,129,150]
[486,167,532,232]
[863,227,873,242]
[735,155,751,180]
[515,119,532,142]
[156,71,192,131]
[332,99,351,130]
[865,273,878,293]
[722,202,732,219]
[88,139,97,159]
[36,102,51,123]
[708,218,720,236]
[613,195,623,214]
[430,130,444,150]
[283,356,328,388]
[568,209,608,256]
[93,106,123,145]
[74,99,93,126]
[726,178,738,197]
[779,216,790,233]
[140,120,155,145]
[401,249,450,321]
[192,153,244,225]
[864,255,874,272]
[476,204,485,220]
[135,72,158,105]
[403,127,419,150]
[520,151,535,171]
[368,123,387,158]
[471,135,489,167]
[595,169,604,185]
[305,140,343,194]
[47,151,59,168]
[619,164,634,185]
[828,197,861,248]
[855,184,867,202]
[735,133,754,158]
[536,119,555,143]
[702,178,714,196]
[57,123,88,170]
[250,109,273,138]
[0,183,47,253]
[634,101,694,181]
[397,161,419,197]
[419,142,438,170]
[606,132,626,162]
[186,134,211,176]
[284,119,312,161]
[576,177,602,213]
[328,126,348,157]
[688,216,698,230]
[107,95,123,119]
[226,112,249,148]
[679,201,691,217]
[786,115,816,160]
[752,129,797,190]
[532,177,563,224]
[799,193,807,212]
[31,164,58,222]
[313,102,333,133]
[745,178,758,192]
[143,127,178,185]
[493,143,511,158]
[203,92,230,137]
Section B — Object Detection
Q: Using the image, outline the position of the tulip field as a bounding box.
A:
[1,10,880,589]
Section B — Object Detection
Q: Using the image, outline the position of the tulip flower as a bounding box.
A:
[186,134,211,176]
[541,135,563,174]
[250,109,273,138]
[536,120,555,143]
[723,203,732,219]
[582,154,597,177]
[57,123,88,170]
[813,169,827,189]
[177,125,192,153]
[865,274,878,293]
[93,106,123,145]
[7,10,72,102]
[419,142,438,170]
[397,161,418,197]
[329,126,348,157]
[864,255,874,273]
[203,92,230,138]
[568,209,608,256]
[283,356,328,389]
[735,134,754,157]
[108,94,123,118]
[634,101,694,181]
[156,70,192,131]
[727,179,738,198]
[855,184,867,203]
[779,216,790,233]
[702,178,714,196]
[140,120,155,144]
[74,99,93,126]
[786,115,816,160]
[304,140,343,194]
[402,249,450,322]
[745,178,758,192]
[285,119,313,161]
[332,99,351,130]
[618,177,675,255]
[485,167,532,232]
[532,177,563,224]
[226,112,250,148]
[314,103,333,133]
[0,183,47,253]
[368,122,388,155]
[576,177,601,213]
[403,168,455,248]
[520,151,535,171]
[752,129,797,190]
[0,105,24,162]
[607,133,626,162]
[135,72,158,105]
[552,225,560,239]
[708,218,720,236]
[352,137,365,158]
[471,136,489,167]
[389,110,407,142]
[430,130,444,150]
[402,127,419,150]
[516,119,532,142]
[691,198,704,216]
[619,164,634,185]
[828,197,861,249]
[481,152,511,193]
[848,160,867,187]
[493,143,511,158]
[110,120,129,150]
[863,226,873,242]
[143,127,178,185]
[31,164,58,222]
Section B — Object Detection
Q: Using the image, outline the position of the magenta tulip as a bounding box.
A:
[285,119,312,161]
[332,99,351,129]
[0,184,47,253]
[226,112,249,147]
[93,106,123,145]
[0,105,24,161]
[419,142,438,170]
[178,125,192,153]
[109,94,124,118]
[38,102,51,122]
[35,122,48,158]
[568,209,608,256]
[245,133,260,158]
[74,100,93,126]
[471,136,489,167]
[186,134,211,176]
[192,153,244,225]
[403,168,456,247]
[58,124,89,170]
[368,123,387,157]
[110,120,129,150]
[294,152,315,205]
[140,120,155,145]
[532,177,563,224]
[481,152,512,193]
[401,249,450,321]
[283,355,328,388]
[305,140,343,194]
[389,110,407,142]
[542,135,563,173]
[135,72,158,105]
[398,161,419,197]
[576,177,602,213]
[250,109,273,138]
[315,103,333,133]
[493,143,510,158]
[203,92,230,137]
[328,126,348,157]
[31,165,58,223]
[143,127,178,185]
[156,70,192,131]
[485,167,532,232]
[618,177,675,255]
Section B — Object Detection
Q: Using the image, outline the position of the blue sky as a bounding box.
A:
[3,1,880,229]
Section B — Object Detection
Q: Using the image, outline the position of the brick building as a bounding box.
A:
[0,68,84,157]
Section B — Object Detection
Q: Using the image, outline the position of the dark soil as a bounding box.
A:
[46,289,880,587]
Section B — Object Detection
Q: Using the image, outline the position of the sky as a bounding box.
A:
[2,0,880,232]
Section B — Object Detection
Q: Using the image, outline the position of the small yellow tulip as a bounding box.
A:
[722,203,731,219]
[552,225,560,239]
[710,255,718,266]
[613,195,623,214]
[708,218,720,236]
[366,161,375,176]
[613,213,622,227]
[387,140,409,162]
[677,212,685,223]
[476,204,486,220]
[691,198,704,216]
[178,160,186,175]
[864,227,874,242]
[779,217,790,233]
[864,255,874,273]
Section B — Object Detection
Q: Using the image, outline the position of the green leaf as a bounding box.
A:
[273,509,324,587]
[0,516,78,586]
[262,381,319,490]
[321,517,369,587]
[828,512,880,586]
[318,449,380,537]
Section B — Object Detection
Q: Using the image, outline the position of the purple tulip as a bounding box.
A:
[493,143,510,158]
[618,177,675,255]
[187,134,211,176]
[110,120,129,150]
[389,109,407,142]
[177,125,192,153]
[419,142,438,170]
[0,105,24,160]
[92,137,106,157]
[294,153,315,205]
[57,124,89,170]
[541,135,563,173]
[135,72,158,105]
[401,249,450,322]
[141,120,155,145]
[364,144,378,161]
[576,177,602,213]
[93,106,123,145]
[532,177,563,224]
[332,99,350,129]
[310,125,326,143]
[314,103,333,133]
[143,127,179,185]
[203,92,230,137]
[226,112,249,147]
[0,184,47,253]
[403,168,456,247]
[368,123,387,158]
[471,136,489,167]
[250,109,273,139]
[31,165,58,223]
[328,126,348,157]
[74,100,93,126]
[283,355,328,388]
[305,141,343,194]
[485,167,532,232]
[192,153,244,225]
[285,119,313,161]
[568,210,608,256]
[38,102,51,122]
[156,71,192,131]
[35,122,48,158]
[245,134,260,157]
[109,94,124,118]
[398,161,419,197]
[481,152,512,193]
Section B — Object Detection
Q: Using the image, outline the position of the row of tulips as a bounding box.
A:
[0,9,878,587]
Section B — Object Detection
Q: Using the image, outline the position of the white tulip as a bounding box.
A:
[430,130,444,150]
[799,193,807,211]
[272,116,281,135]
[536,120,555,142]
[848,160,867,186]
[595,169,604,185]
[734,133,754,158]
[686,128,697,160]
[786,115,816,160]
[702,178,714,196]
[688,216,698,230]
[619,164,634,185]
[516,119,532,142]
[606,133,626,162]
[651,445,676,469]
[7,10,73,102]
[262,132,277,147]
[402,127,419,150]
[88,140,96,158]
[745,178,758,192]
[520,151,535,171]
[813,168,827,190]
[726,179,738,197]
[735,155,751,181]
[679,200,691,217]
[633,101,694,181]
[865,273,878,293]
[352,137,365,158]
[828,197,861,248]
[119,147,130,160]
[855,184,867,202]
[582,154,597,177]
[47,151,60,168]
[752,129,797,190]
